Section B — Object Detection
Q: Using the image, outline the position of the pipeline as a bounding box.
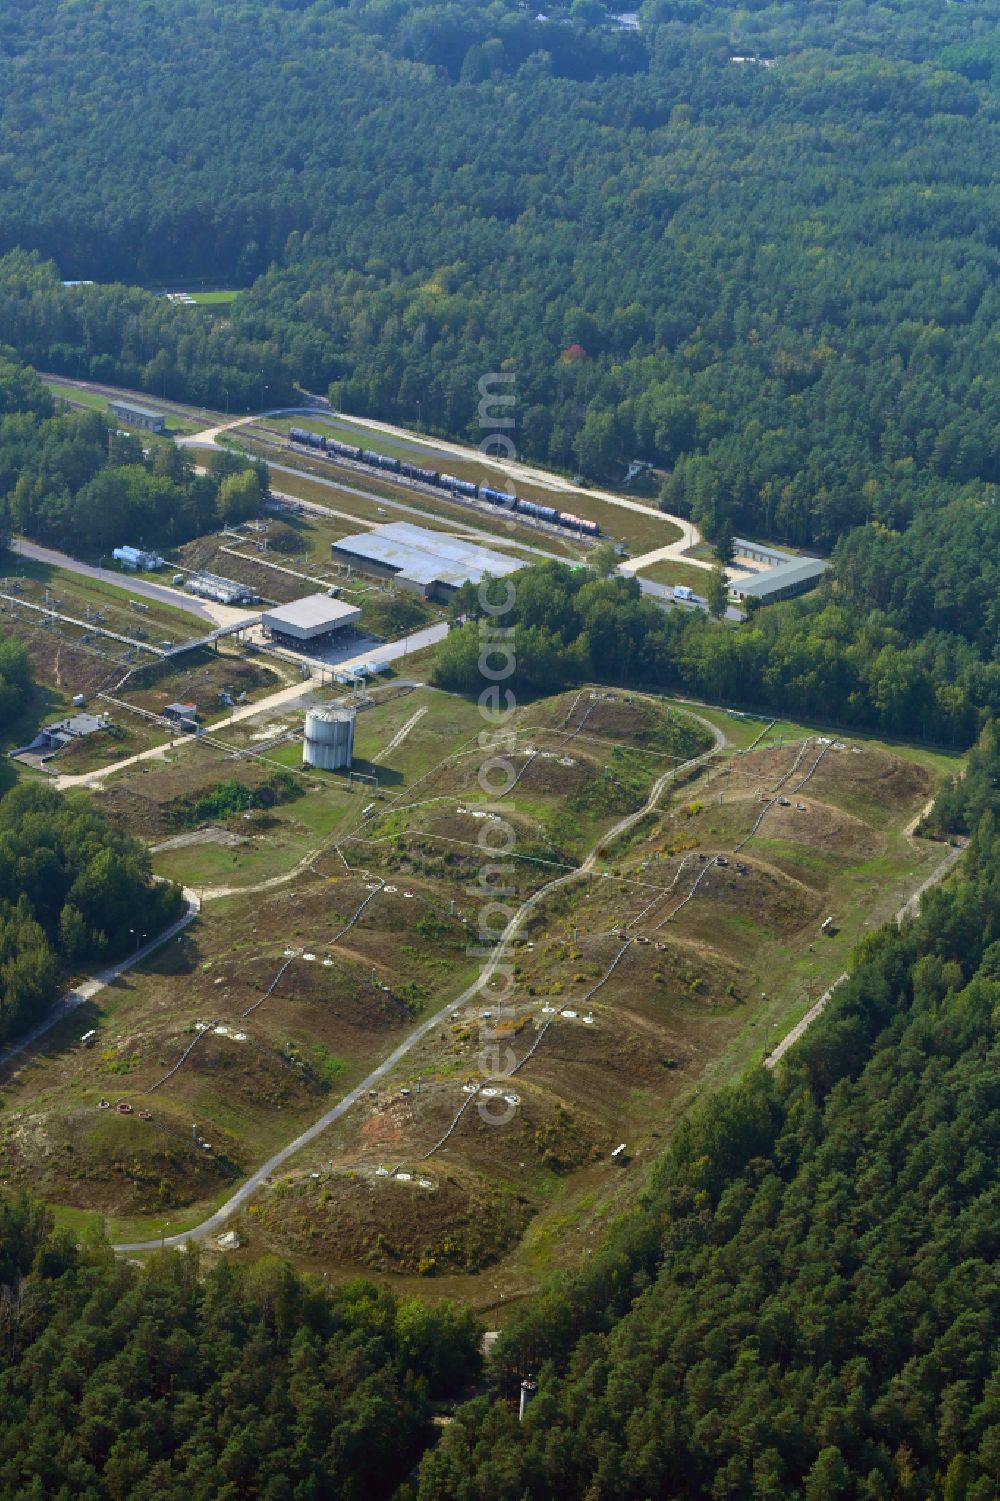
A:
[148,1019,219,1091]
[241,952,298,1019]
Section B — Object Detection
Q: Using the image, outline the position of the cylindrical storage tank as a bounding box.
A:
[303,707,355,770]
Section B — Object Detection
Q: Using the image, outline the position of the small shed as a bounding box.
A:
[164,701,198,722]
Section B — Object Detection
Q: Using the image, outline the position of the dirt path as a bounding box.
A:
[374,706,428,764]
[0,891,201,1075]
[201,845,339,903]
[902,793,936,840]
[765,837,965,1070]
[112,714,726,1252]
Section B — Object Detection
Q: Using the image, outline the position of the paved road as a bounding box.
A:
[621,539,713,574]
[183,407,698,535]
[266,465,721,614]
[10,539,213,626]
[112,709,726,1252]
[8,538,257,631]
[0,891,201,1074]
[286,621,448,676]
[765,838,966,1070]
[52,677,318,790]
[42,379,704,553]
[263,463,730,614]
[53,625,446,791]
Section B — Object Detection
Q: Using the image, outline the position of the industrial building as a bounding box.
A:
[727,551,830,604]
[163,702,200,733]
[260,594,362,645]
[302,706,355,770]
[112,545,165,571]
[108,400,167,434]
[330,521,523,601]
[185,572,256,606]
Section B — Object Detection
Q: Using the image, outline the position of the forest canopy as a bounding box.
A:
[0,3,1000,542]
[0,783,183,1047]
[0,1214,481,1501]
[0,347,269,552]
[416,795,1000,1500]
[435,552,1000,745]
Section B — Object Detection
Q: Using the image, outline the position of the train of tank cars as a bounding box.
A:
[288,426,601,535]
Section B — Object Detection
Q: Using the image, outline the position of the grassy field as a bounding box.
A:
[0,563,208,733]
[231,709,959,1285]
[0,560,298,772]
[1,678,962,1295]
[186,290,239,306]
[7,559,207,634]
[231,432,590,565]
[42,380,112,414]
[636,559,714,594]
[43,379,204,435]
[247,418,680,553]
[174,523,441,638]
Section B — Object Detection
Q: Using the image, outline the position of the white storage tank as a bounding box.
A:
[303,706,355,770]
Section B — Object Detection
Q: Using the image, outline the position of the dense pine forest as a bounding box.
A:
[0,354,268,551]
[2,0,1000,544]
[1,743,996,1497]
[1,3,999,1493]
[436,539,1000,743]
[0,782,183,1048]
[416,733,1000,1499]
[0,1206,481,1500]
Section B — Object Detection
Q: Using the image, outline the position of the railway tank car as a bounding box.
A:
[516,498,559,523]
[480,486,517,509]
[440,473,479,498]
[288,428,601,537]
[400,461,441,485]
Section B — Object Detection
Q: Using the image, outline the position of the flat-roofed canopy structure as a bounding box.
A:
[261,594,362,642]
[331,521,523,599]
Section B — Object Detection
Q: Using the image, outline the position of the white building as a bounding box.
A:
[261,594,362,644]
[113,545,165,571]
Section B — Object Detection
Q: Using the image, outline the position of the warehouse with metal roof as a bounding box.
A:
[728,555,830,604]
[261,594,362,643]
[108,400,167,434]
[331,521,523,600]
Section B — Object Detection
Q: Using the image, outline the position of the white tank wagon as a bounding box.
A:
[303,706,355,770]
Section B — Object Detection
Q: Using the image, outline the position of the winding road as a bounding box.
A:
[112,711,726,1251]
